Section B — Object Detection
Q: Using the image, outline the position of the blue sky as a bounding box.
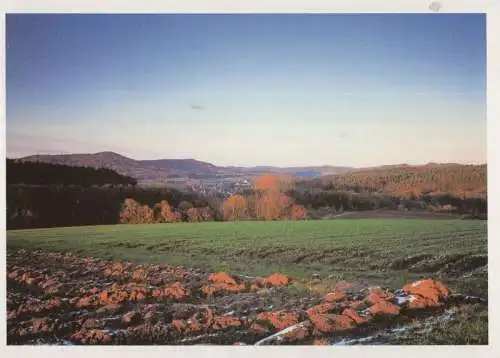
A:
[6,14,486,167]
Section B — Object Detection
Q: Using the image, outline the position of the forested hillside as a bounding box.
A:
[311,164,486,199]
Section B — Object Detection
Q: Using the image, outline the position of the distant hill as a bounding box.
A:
[141,159,218,173]
[20,152,165,181]
[18,152,358,182]
[311,163,487,198]
[18,152,486,195]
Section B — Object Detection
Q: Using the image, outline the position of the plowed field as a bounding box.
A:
[7,220,488,345]
[7,249,487,345]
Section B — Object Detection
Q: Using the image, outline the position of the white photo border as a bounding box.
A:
[1,1,497,358]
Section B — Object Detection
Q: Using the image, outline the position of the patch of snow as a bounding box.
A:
[395,296,410,305]
[335,335,375,345]
[360,308,371,316]
[254,321,307,346]
[239,274,257,280]
[390,326,409,333]
[179,333,221,343]
[223,310,235,316]
[101,315,121,322]
[335,310,459,346]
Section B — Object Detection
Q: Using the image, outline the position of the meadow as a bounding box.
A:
[7,219,487,293]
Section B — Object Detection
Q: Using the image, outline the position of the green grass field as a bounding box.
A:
[7,219,487,292]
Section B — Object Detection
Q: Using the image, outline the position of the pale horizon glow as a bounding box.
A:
[6,14,486,167]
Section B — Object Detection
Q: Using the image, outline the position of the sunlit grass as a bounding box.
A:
[7,219,487,290]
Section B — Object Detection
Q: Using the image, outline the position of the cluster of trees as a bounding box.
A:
[293,164,487,218]
[7,159,137,187]
[7,185,218,229]
[221,174,308,221]
[119,198,215,224]
[313,164,486,199]
[118,174,309,225]
[286,186,487,217]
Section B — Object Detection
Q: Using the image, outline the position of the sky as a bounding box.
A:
[6,14,486,167]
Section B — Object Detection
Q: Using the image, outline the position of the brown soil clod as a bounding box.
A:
[164,282,191,300]
[368,300,401,316]
[262,273,291,287]
[309,313,356,334]
[341,308,367,325]
[256,311,300,330]
[402,279,449,306]
[307,302,337,317]
[209,272,238,285]
[365,287,394,305]
[212,316,243,330]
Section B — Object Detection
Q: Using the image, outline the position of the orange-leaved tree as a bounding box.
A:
[222,194,249,221]
[119,198,141,224]
[185,206,215,222]
[198,206,215,221]
[154,200,180,223]
[289,204,308,220]
[138,204,155,224]
[120,198,154,224]
[186,207,199,222]
[253,174,296,220]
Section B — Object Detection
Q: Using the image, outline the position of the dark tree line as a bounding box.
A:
[5,159,224,229]
[7,185,223,230]
[7,159,137,187]
[285,187,487,217]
